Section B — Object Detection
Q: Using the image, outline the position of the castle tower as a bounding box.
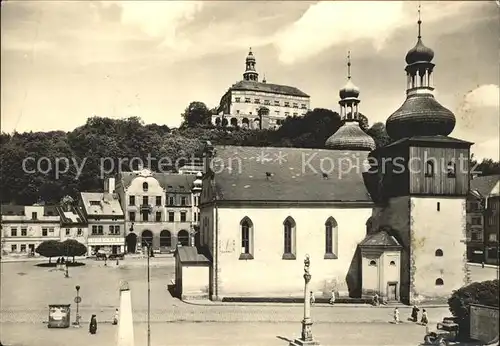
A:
[366,4,473,305]
[325,52,376,151]
[243,47,259,82]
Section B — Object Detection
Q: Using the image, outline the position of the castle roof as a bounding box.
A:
[208,145,373,204]
[229,80,309,98]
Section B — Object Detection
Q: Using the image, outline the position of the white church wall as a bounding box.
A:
[213,206,372,299]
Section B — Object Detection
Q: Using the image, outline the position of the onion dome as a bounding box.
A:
[246,48,255,62]
[405,37,434,65]
[325,122,376,151]
[386,93,456,140]
[339,79,360,100]
[192,172,202,192]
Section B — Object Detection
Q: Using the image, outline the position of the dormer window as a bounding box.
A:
[143,182,148,191]
[425,160,435,177]
[31,212,37,220]
[447,161,456,178]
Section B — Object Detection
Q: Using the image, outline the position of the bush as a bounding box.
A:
[447,279,499,340]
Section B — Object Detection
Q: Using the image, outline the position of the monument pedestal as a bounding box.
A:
[289,318,320,346]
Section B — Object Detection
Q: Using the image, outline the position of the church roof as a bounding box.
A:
[209,146,373,203]
[325,122,376,151]
[470,175,500,197]
[359,230,401,248]
[229,80,309,98]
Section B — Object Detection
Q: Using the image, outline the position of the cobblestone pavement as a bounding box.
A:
[1,321,431,346]
[468,264,499,283]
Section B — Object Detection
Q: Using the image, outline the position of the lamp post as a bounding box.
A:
[290,254,320,346]
[145,240,151,346]
[65,243,69,278]
[75,285,81,326]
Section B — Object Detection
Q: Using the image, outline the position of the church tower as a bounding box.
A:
[367,5,472,305]
[243,48,259,82]
[326,52,376,151]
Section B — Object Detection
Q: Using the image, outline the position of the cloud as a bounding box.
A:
[273,1,478,64]
[462,84,500,110]
[106,1,204,50]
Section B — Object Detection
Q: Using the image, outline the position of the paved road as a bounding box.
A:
[0,321,430,346]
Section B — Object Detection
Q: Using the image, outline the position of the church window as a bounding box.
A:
[324,217,338,259]
[369,260,377,266]
[282,217,296,260]
[239,217,254,260]
[425,160,435,177]
[274,100,280,106]
[447,161,456,178]
[143,182,148,191]
[435,249,443,257]
[435,278,444,286]
[389,261,396,266]
[245,98,250,103]
[235,97,241,102]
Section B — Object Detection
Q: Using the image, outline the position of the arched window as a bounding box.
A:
[230,117,238,127]
[366,217,373,235]
[425,160,435,177]
[143,182,148,191]
[435,278,444,286]
[435,249,443,257]
[283,217,296,259]
[160,230,171,247]
[389,260,396,266]
[240,217,254,260]
[141,230,153,248]
[369,260,377,266]
[221,118,228,127]
[215,117,221,126]
[325,217,338,259]
[177,230,189,246]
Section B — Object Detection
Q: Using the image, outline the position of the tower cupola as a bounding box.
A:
[385,4,456,140]
[325,51,376,151]
[243,47,259,82]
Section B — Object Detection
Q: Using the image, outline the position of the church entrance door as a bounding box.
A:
[387,282,398,301]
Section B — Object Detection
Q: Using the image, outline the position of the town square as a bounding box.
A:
[1,1,499,345]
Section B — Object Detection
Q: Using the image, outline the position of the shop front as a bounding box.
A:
[87,237,125,256]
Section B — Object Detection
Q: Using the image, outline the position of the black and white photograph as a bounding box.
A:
[0,1,499,345]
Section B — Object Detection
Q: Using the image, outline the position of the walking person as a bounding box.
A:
[411,305,420,322]
[329,290,336,305]
[89,314,98,335]
[373,293,379,306]
[112,309,119,325]
[393,307,400,324]
[310,291,315,305]
[421,309,428,326]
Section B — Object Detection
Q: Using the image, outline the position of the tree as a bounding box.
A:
[35,240,63,263]
[470,157,500,176]
[181,101,212,128]
[366,122,393,149]
[448,279,499,340]
[61,239,87,262]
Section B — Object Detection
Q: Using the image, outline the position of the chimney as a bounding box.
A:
[105,178,116,194]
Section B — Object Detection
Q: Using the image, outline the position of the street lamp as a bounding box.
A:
[75,285,81,326]
[145,240,151,346]
[65,243,69,278]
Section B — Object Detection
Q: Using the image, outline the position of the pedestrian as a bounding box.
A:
[310,291,315,305]
[116,258,119,266]
[112,309,119,325]
[481,261,485,268]
[421,309,428,326]
[56,257,61,270]
[89,314,97,334]
[329,290,336,305]
[393,307,400,324]
[411,305,420,322]
[373,293,379,306]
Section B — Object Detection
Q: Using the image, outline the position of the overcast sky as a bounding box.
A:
[1,1,498,159]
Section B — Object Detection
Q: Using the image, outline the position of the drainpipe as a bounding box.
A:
[214,200,219,300]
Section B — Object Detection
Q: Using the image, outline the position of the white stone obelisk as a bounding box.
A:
[117,281,134,346]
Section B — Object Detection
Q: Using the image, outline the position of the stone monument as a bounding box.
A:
[290,254,320,346]
[117,281,134,346]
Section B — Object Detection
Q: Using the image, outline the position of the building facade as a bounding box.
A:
[212,48,310,130]
[1,205,60,255]
[80,180,125,256]
[115,169,200,253]
[467,175,500,264]
[56,205,88,248]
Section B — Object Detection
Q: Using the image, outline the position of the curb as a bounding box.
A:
[467,263,499,269]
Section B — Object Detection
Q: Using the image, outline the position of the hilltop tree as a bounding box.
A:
[366,122,392,149]
[181,101,212,128]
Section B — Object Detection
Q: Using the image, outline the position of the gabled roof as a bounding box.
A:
[359,230,402,248]
[56,205,87,225]
[118,172,196,192]
[80,192,124,217]
[471,175,500,197]
[229,80,309,98]
[1,205,58,216]
[209,146,373,203]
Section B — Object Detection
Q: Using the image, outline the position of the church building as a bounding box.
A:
[213,49,311,130]
[180,9,471,305]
